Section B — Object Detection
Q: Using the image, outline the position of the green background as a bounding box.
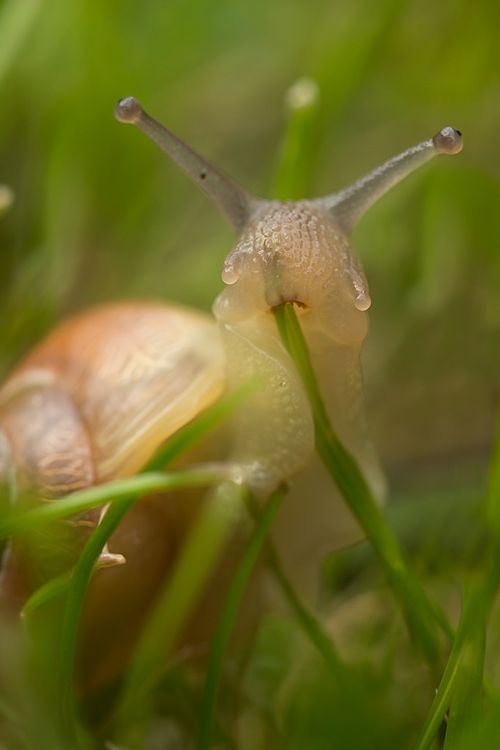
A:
[1,1,500,746]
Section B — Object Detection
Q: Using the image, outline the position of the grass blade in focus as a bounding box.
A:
[274,302,450,659]
[0,468,232,539]
[414,581,488,750]
[416,418,500,750]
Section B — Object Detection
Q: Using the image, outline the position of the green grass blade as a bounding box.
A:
[416,581,490,750]
[21,571,72,620]
[114,481,248,738]
[442,420,500,749]
[414,641,464,750]
[196,485,287,750]
[272,77,320,200]
[263,536,346,682]
[53,469,230,744]
[144,379,261,472]
[248,497,384,742]
[20,385,255,624]
[52,385,258,741]
[443,622,486,750]
[274,302,450,659]
[0,468,230,538]
[57,498,135,742]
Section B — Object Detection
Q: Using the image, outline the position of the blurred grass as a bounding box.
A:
[196,486,286,750]
[1,0,500,748]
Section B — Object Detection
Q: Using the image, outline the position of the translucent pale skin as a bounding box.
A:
[215,201,384,589]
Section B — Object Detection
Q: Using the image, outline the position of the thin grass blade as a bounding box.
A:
[0,468,231,539]
[196,485,287,750]
[114,481,248,740]
[272,77,320,200]
[274,302,450,659]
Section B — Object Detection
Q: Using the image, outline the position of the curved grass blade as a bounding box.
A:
[57,496,136,743]
[263,534,350,684]
[443,618,486,750]
[442,420,500,749]
[56,468,232,743]
[144,379,261,472]
[259,525,386,747]
[19,383,257,617]
[196,485,287,750]
[414,643,463,750]
[414,579,489,750]
[274,302,451,659]
[0,468,231,539]
[21,571,72,620]
[416,419,500,750]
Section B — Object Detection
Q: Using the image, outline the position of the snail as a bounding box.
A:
[0,97,463,689]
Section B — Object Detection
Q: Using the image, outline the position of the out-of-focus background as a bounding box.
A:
[1,1,500,746]
[1,0,499,498]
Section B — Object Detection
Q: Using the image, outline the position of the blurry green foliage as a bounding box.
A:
[1,0,500,747]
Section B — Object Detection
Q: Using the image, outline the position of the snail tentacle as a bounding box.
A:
[322,127,463,232]
[115,96,266,232]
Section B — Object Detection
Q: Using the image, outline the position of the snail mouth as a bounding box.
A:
[270,298,309,313]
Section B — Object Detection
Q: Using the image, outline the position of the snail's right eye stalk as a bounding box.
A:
[323,126,463,233]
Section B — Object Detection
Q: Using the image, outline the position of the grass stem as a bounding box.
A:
[196,485,287,750]
[274,302,451,659]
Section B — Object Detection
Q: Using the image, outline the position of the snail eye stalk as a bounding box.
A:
[115,97,263,232]
[323,127,463,232]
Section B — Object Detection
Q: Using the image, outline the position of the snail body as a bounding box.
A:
[0,98,462,687]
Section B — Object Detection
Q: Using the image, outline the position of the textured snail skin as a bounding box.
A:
[215,201,385,592]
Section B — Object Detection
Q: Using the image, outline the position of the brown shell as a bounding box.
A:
[0,301,226,495]
[0,301,232,692]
